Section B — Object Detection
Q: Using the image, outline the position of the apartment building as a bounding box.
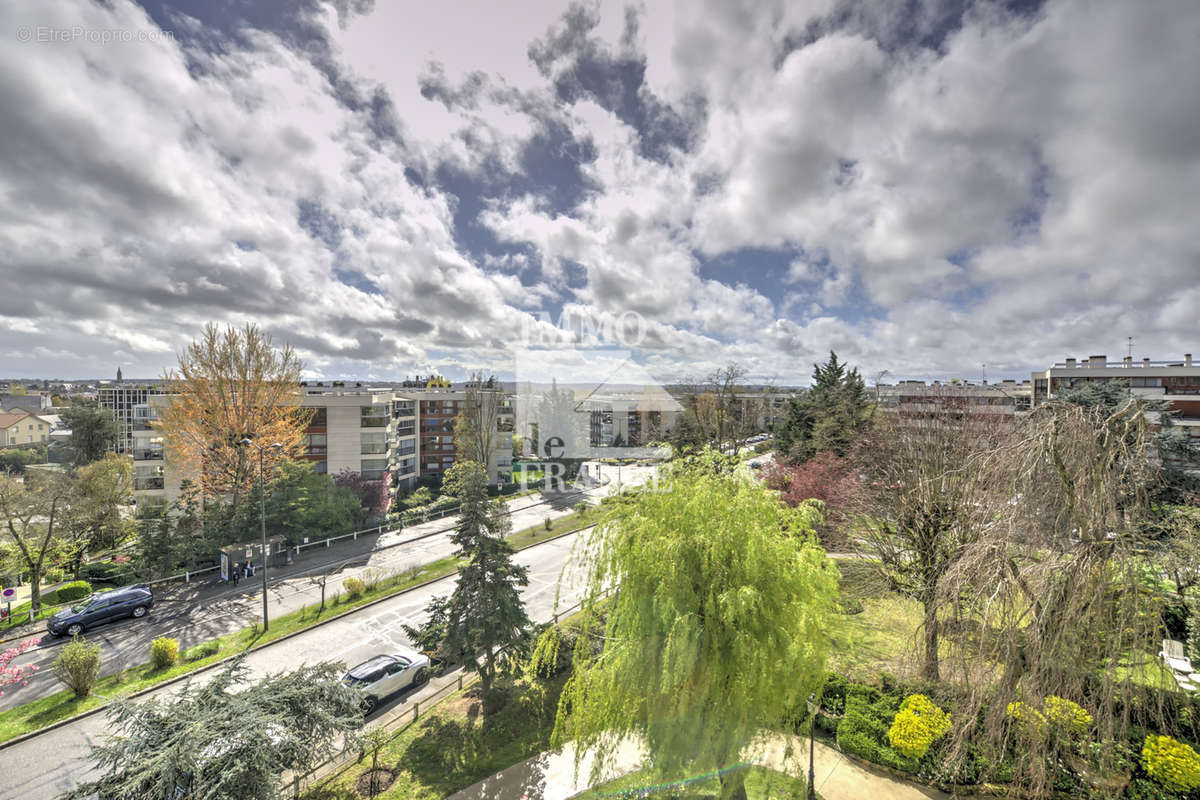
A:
[878,379,1033,416]
[1031,353,1200,445]
[129,394,168,515]
[583,386,683,448]
[416,389,513,483]
[98,384,166,454]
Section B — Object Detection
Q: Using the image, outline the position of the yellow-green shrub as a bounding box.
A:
[150,637,179,669]
[886,694,952,759]
[1142,734,1200,793]
[1005,700,1047,739]
[344,577,365,599]
[1043,695,1092,737]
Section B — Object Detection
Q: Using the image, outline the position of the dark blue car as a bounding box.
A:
[46,585,154,637]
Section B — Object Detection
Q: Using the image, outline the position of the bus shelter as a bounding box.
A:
[219,536,289,582]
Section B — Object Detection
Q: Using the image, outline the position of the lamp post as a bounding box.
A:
[806,693,817,800]
[241,438,282,631]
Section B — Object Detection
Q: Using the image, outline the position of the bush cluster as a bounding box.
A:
[150,637,179,669]
[55,580,92,603]
[52,636,101,697]
[183,641,220,662]
[343,577,366,600]
[1142,734,1200,794]
[1044,695,1094,738]
[886,694,952,759]
[836,687,920,774]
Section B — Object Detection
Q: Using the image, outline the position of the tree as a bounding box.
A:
[554,462,840,799]
[0,471,71,615]
[0,639,40,697]
[158,323,309,506]
[227,460,358,546]
[58,398,118,467]
[435,461,530,701]
[0,447,45,475]
[775,352,873,461]
[454,371,505,467]
[761,451,858,545]
[849,397,1008,681]
[938,399,1169,795]
[333,468,385,525]
[60,453,132,578]
[61,658,363,800]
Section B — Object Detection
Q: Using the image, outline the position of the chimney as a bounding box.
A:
[1065,357,1076,368]
[1143,358,1151,367]
[1089,355,1107,367]
[1187,354,1194,367]
[1123,355,1132,367]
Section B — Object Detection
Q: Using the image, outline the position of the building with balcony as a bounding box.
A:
[415,389,512,484]
[877,379,1033,417]
[1031,353,1200,450]
[98,384,167,454]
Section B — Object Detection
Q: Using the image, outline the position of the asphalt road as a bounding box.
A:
[0,528,595,800]
[1,465,656,711]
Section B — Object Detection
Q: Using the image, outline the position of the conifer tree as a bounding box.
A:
[775,351,873,461]
[437,461,531,701]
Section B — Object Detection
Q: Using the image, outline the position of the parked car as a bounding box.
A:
[46,584,154,637]
[342,646,431,714]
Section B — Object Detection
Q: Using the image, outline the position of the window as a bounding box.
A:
[361,431,387,454]
[395,420,415,436]
[396,440,415,456]
[394,457,415,474]
[304,433,327,454]
[360,406,387,427]
[360,457,388,480]
[308,407,327,426]
[313,460,327,474]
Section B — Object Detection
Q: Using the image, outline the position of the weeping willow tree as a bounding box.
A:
[939,399,1171,796]
[553,458,840,799]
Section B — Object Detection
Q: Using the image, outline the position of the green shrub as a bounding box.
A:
[150,637,179,669]
[344,577,365,599]
[55,580,92,603]
[1142,735,1200,793]
[543,516,552,531]
[1006,700,1048,740]
[836,595,864,615]
[42,568,65,585]
[573,501,590,515]
[183,641,220,662]
[52,636,101,697]
[886,694,952,759]
[837,693,919,774]
[80,561,124,584]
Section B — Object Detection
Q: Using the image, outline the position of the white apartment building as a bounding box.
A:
[878,379,1033,416]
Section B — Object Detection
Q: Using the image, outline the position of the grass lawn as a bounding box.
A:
[0,510,599,745]
[303,676,566,800]
[576,766,811,799]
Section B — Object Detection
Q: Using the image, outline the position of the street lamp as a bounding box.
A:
[240,438,282,631]
[806,693,817,800]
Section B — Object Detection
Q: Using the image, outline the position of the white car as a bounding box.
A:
[342,646,431,714]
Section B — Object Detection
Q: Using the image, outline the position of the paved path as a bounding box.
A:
[0,465,656,710]
[449,735,957,800]
[0,529,597,800]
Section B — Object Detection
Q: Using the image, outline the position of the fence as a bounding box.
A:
[283,595,588,799]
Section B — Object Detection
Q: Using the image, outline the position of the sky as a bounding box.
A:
[0,0,1197,385]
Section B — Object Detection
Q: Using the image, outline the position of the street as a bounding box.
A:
[0,464,655,710]
[0,528,594,800]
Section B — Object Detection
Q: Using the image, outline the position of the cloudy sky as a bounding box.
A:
[0,0,1197,384]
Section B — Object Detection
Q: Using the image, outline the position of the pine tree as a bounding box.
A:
[60,659,363,800]
[775,351,873,461]
[438,461,531,702]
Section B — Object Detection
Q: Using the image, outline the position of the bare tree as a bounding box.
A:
[938,399,1169,795]
[454,372,505,470]
[0,471,72,615]
[850,393,1011,681]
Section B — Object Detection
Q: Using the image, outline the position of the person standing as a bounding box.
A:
[232,563,240,586]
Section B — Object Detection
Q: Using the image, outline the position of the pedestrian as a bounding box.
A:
[249,561,256,577]
[242,562,250,580]
[232,563,240,586]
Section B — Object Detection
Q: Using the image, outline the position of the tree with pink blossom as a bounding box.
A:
[0,639,40,696]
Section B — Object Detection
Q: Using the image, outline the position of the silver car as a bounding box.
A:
[342,646,431,714]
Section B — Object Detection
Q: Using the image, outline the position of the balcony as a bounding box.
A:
[131,449,164,461]
[360,416,388,428]
[134,477,165,491]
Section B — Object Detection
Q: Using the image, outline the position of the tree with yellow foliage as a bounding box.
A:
[158,323,309,506]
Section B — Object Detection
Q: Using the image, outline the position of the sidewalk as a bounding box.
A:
[447,736,959,800]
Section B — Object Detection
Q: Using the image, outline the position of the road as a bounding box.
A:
[0,528,595,800]
[0,463,656,710]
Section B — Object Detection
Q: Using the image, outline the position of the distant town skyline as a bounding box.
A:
[1,0,1197,385]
